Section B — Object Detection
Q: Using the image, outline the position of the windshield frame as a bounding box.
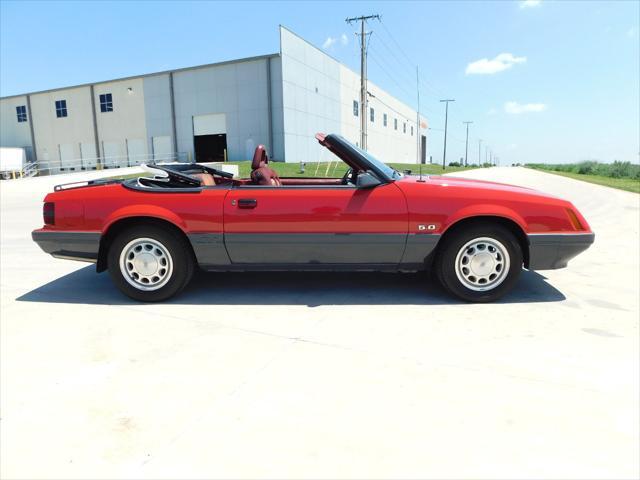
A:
[320,134,402,182]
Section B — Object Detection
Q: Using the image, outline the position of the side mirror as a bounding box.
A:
[356,171,382,188]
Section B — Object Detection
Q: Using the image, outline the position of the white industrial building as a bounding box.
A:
[0,27,428,175]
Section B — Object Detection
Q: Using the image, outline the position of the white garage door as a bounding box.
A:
[126,138,146,166]
[193,113,226,136]
[102,141,121,169]
[58,143,77,172]
[152,136,172,162]
[80,142,97,169]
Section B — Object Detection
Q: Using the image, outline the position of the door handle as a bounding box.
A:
[238,198,257,209]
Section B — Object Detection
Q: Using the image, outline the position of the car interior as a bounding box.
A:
[133,143,357,190]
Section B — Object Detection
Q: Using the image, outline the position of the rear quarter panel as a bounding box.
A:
[42,184,227,234]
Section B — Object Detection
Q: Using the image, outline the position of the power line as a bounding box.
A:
[378,19,447,99]
[367,91,416,124]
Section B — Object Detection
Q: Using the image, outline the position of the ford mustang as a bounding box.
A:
[32,133,594,302]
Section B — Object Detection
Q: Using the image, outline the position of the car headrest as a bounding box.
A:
[252,145,268,170]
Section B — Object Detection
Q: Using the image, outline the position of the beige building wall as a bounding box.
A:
[0,95,32,159]
[94,77,148,167]
[29,86,95,173]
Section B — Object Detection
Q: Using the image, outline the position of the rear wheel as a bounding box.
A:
[435,224,522,302]
[107,225,194,302]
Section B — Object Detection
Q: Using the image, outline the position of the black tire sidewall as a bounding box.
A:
[436,224,522,302]
[107,225,194,302]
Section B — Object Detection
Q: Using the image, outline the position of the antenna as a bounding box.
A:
[417,161,425,182]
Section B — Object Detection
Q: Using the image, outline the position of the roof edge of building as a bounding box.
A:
[1,52,280,100]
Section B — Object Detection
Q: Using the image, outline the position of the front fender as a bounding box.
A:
[442,204,528,234]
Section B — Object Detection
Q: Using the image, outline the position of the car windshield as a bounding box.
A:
[350,142,403,180]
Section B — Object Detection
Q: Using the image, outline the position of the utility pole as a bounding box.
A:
[346,14,380,151]
[478,139,482,166]
[463,121,473,167]
[485,146,489,165]
[440,99,455,170]
[416,66,421,164]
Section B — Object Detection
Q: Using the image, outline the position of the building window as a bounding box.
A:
[383,113,387,127]
[55,100,67,118]
[353,100,359,117]
[99,93,113,112]
[403,122,407,134]
[370,107,375,123]
[411,126,414,136]
[16,105,27,123]
[394,118,398,130]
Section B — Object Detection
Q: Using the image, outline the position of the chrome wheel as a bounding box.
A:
[454,237,510,292]
[119,238,173,291]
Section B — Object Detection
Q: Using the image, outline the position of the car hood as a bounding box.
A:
[400,174,561,199]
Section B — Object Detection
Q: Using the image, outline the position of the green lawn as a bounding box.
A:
[526,167,640,194]
[106,161,477,180]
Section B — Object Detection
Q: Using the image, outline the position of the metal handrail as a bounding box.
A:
[26,152,189,176]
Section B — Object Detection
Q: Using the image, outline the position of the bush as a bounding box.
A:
[526,161,640,180]
[448,161,461,167]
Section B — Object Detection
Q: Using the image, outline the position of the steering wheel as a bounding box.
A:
[341,168,356,185]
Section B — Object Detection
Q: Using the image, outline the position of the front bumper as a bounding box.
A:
[32,230,101,263]
[527,232,595,270]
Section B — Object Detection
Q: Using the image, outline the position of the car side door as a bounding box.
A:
[223,182,408,266]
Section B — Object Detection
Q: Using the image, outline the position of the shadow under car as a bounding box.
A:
[16,266,565,306]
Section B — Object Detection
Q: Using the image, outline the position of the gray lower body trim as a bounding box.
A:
[201,263,406,272]
[528,233,595,270]
[32,231,101,262]
[400,234,441,268]
[224,233,407,265]
[187,233,231,265]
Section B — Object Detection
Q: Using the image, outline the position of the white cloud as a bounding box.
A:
[466,53,527,75]
[504,101,547,114]
[520,0,541,9]
[322,36,337,49]
[323,33,349,50]
[487,108,498,115]
[627,27,637,38]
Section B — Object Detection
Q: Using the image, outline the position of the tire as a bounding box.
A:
[435,223,523,302]
[107,225,194,302]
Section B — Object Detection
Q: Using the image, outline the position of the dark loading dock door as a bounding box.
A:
[421,135,427,164]
[194,134,227,162]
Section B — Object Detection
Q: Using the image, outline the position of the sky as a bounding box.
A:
[1,0,638,165]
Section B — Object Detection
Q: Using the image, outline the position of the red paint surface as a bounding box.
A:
[34,174,592,237]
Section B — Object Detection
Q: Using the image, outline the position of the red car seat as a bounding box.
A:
[250,145,281,186]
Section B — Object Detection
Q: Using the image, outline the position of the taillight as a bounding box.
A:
[566,208,584,231]
[43,202,55,225]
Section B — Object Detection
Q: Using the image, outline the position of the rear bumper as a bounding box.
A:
[527,232,595,270]
[32,230,101,263]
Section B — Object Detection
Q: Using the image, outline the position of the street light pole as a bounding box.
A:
[463,121,473,167]
[478,139,482,166]
[440,99,455,170]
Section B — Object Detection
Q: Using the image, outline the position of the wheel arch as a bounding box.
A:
[97,216,194,273]
[437,215,530,268]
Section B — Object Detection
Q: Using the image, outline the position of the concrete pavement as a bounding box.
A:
[1,167,638,479]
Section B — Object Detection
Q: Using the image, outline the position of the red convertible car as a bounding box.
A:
[32,133,594,302]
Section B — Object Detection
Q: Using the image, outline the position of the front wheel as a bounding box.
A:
[107,225,194,302]
[435,224,523,302]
